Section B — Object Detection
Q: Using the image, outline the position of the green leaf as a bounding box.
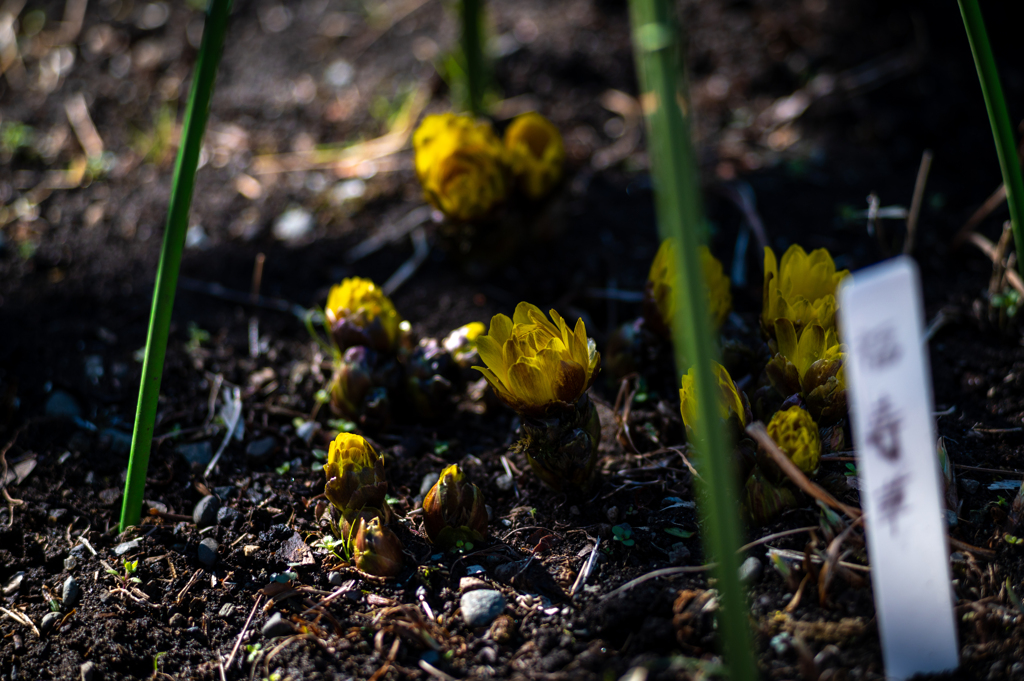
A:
[665,527,694,539]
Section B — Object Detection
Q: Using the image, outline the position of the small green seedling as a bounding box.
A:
[844,463,858,477]
[612,523,635,547]
[106,559,143,588]
[245,643,263,663]
[1005,534,1023,546]
[186,322,211,353]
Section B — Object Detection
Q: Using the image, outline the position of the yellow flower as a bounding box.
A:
[443,321,486,367]
[323,433,388,515]
[646,239,732,334]
[765,320,843,395]
[679,361,749,434]
[413,113,506,221]
[762,245,848,336]
[325,277,402,353]
[504,112,565,200]
[473,302,601,418]
[766,406,821,473]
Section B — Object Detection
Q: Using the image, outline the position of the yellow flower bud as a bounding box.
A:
[679,361,749,435]
[413,113,506,222]
[422,464,488,550]
[325,277,401,353]
[473,302,601,418]
[443,321,486,368]
[766,406,821,473]
[646,239,732,336]
[352,515,404,578]
[764,320,847,422]
[323,433,389,515]
[504,112,565,200]
[762,245,848,337]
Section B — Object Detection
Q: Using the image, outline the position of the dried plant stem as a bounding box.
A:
[628,1,755,678]
[119,0,233,532]
[957,0,1024,278]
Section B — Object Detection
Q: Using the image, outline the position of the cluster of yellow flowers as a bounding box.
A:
[325,277,403,354]
[413,111,565,222]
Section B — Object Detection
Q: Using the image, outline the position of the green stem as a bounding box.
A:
[958,0,1024,278]
[628,1,756,679]
[461,0,485,115]
[120,0,233,532]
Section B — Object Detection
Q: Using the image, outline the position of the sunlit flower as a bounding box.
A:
[422,464,488,550]
[761,245,848,336]
[766,406,821,473]
[413,113,506,221]
[504,112,565,200]
[679,361,749,435]
[646,239,732,335]
[473,302,601,418]
[326,277,402,353]
[323,433,388,515]
[443,321,486,367]
[352,516,404,577]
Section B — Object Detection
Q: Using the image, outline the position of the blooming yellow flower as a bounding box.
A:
[646,239,732,334]
[678,361,749,434]
[325,277,402,353]
[766,406,821,473]
[413,113,506,222]
[323,433,388,515]
[473,302,600,418]
[762,245,848,336]
[504,112,565,200]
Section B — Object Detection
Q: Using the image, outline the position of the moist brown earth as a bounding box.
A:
[2,1,1024,679]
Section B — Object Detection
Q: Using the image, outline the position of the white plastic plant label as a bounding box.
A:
[838,256,959,680]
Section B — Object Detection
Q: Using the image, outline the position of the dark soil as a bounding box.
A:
[3,0,1024,679]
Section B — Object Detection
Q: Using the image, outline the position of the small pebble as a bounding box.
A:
[246,436,278,462]
[328,572,347,586]
[218,603,235,618]
[216,506,241,527]
[193,495,220,528]
[460,577,488,592]
[45,391,81,418]
[48,508,68,524]
[62,576,81,609]
[80,661,96,681]
[668,542,691,565]
[177,442,213,468]
[460,589,506,627]
[738,556,763,586]
[214,486,235,499]
[168,613,187,629]
[113,539,141,556]
[961,478,981,495]
[185,626,208,644]
[273,207,314,242]
[488,614,516,643]
[40,611,61,635]
[262,612,297,638]
[243,544,260,557]
[144,500,168,515]
[198,538,219,567]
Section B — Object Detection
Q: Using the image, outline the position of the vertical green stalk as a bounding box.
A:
[120,0,233,532]
[628,1,756,679]
[461,0,485,115]
[958,0,1024,277]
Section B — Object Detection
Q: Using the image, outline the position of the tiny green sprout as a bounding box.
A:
[124,559,139,574]
[1005,534,1023,545]
[186,322,210,353]
[991,287,1022,318]
[275,461,291,475]
[997,496,1010,508]
[47,596,60,612]
[434,441,450,456]
[844,463,858,477]
[245,643,263,663]
[633,376,650,404]
[664,526,693,539]
[451,539,474,554]
[315,388,330,405]
[152,651,167,673]
[327,418,357,433]
[612,523,635,547]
